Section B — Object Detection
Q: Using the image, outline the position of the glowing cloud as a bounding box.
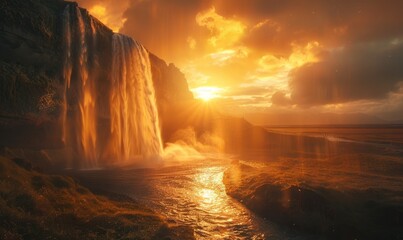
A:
[76,0,403,121]
[196,7,246,49]
[80,1,129,32]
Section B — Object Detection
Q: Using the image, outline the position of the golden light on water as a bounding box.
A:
[192,166,233,217]
[186,165,266,239]
[194,169,223,207]
[192,86,223,101]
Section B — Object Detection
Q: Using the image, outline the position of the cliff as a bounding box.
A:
[0,0,194,150]
[0,0,269,160]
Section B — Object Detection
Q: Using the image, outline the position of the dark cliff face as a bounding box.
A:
[0,0,67,148]
[0,0,64,116]
[149,53,193,104]
[0,0,193,149]
[149,53,194,141]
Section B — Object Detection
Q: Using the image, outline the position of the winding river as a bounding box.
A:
[71,160,304,239]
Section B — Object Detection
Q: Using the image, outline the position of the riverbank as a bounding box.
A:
[223,161,403,239]
[0,156,194,239]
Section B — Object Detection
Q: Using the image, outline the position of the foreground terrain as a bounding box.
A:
[223,126,403,239]
[0,156,194,240]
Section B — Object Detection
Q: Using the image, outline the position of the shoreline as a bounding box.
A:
[0,156,195,240]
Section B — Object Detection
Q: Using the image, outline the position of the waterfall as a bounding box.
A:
[76,6,98,165]
[62,6,72,145]
[62,5,163,167]
[109,34,163,161]
[62,5,98,167]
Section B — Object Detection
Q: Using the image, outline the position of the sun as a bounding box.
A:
[192,86,222,101]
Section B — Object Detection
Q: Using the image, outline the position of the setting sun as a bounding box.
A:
[2,1,403,239]
[192,86,222,101]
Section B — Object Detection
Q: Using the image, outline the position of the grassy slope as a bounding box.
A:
[0,156,194,239]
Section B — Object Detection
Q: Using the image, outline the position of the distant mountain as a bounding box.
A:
[244,111,388,126]
[389,119,403,124]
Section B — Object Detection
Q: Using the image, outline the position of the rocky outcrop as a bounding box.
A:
[149,53,194,141]
[149,53,193,105]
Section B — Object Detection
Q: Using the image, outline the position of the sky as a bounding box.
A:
[76,0,403,124]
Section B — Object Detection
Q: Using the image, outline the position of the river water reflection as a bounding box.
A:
[74,161,301,239]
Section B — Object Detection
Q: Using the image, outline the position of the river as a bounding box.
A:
[70,160,305,239]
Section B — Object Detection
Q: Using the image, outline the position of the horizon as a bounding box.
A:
[76,0,403,124]
[1,1,402,239]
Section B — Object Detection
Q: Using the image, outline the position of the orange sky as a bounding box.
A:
[77,0,403,124]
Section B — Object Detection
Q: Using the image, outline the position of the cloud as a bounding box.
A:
[214,0,403,54]
[271,91,292,106]
[196,7,246,49]
[289,40,403,106]
[77,0,403,60]
[76,0,130,32]
[75,0,403,120]
[120,0,212,63]
[224,86,270,97]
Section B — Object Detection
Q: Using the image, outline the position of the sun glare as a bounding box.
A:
[192,86,222,101]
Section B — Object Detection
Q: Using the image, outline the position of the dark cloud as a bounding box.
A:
[289,40,403,106]
[120,0,212,62]
[76,0,403,119]
[83,0,403,59]
[215,0,403,55]
[271,91,292,106]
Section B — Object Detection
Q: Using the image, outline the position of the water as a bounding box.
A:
[69,126,403,239]
[63,5,98,165]
[62,5,163,167]
[72,160,301,240]
[109,34,163,161]
[265,124,403,147]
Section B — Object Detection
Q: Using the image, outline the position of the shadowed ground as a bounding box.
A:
[0,156,194,240]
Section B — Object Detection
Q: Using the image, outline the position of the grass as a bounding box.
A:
[223,162,403,240]
[0,156,194,239]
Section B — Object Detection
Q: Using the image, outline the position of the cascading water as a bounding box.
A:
[62,6,72,145]
[109,34,163,162]
[62,4,163,167]
[76,7,98,165]
[63,5,98,167]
